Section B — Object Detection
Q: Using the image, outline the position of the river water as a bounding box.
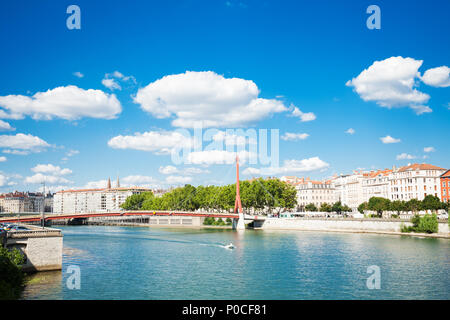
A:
[22,225,449,300]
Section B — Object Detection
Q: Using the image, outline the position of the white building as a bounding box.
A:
[294,178,336,210]
[332,172,365,211]
[0,192,44,213]
[362,169,392,202]
[53,178,151,214]
[389,163,445,201]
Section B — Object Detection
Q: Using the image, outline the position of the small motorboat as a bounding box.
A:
[224,243,235,249]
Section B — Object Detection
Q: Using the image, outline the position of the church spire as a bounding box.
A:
[107,177,111,189]
[116,176,120,188]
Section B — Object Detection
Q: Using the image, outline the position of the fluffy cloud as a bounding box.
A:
[0,85,121,120]
[24,173,72,185]
[424,146,435,153]
[73,71,84,78]
[159,165,210,175]
[165,175,192,185]
[396,153,416,160]
[281,132,309,141]
[159,165,178,175]
[243,157,329,175]
[380,135,401,144]
[31,164,72,176]
[0,133,50,153]
[102,78,121,90]
[0,120,15,131]
[421,66,450,87]
[291,106,316,122]
[108,130,195,155]
[121,175,157,185]
[345,128,355,135]
[0,156,6,162]
[212,130,257,146]
[346,57,431,114]
[134,71,287,128]
[186,150,255,165]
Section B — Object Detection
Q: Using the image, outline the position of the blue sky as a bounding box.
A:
[0,0,449,192]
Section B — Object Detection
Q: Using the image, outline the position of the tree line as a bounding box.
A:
[358,195,449,217]
[303,201,352,213]
[121,178,298,213]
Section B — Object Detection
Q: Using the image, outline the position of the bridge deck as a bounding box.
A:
[0,211,264,223]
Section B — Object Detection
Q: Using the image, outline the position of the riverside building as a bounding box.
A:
[53,177,151,214]
[283,162,448,212]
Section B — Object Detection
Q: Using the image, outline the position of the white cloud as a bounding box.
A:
[0,85,122,120]
[159,165,178,175]
[243,157,329,175]
[346,56,431,114]
[3,149,30,155]
[212,130,257,146]
[380,135,401,144]
[345,128,355,135]
[108,130,195,155]
[0,120,15,131]
[184,167,210,175]
[0,133,50,153]
[24,173,72,185]
[186,150,255,165]
[121,175,157,185]
[101,78,121,91]
[396,153,416,160]
[84,179,109,189]
[0,174,6,187]
[420,66,450,87]
[66,149,79,157]
[281,132,309,141]
[134,71,287,128]
[73,71,84,78]
[0,156,6,162]
[165,175,192,185]
[31,164,72,176]
[291,105,316,122]
[424,146,435,153]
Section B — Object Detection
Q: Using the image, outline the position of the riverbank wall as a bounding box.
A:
[260,217,450,238]
[5,226,63,272]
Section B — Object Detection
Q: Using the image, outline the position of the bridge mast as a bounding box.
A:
[233,155,245,230]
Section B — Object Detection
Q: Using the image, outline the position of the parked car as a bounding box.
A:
[10,225,29,231]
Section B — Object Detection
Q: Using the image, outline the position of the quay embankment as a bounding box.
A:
[261,217,450,239]
[3,225,63,272]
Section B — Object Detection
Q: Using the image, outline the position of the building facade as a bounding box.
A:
[53,178,151,214]
[389,164,445,201]
[0,192,44,213]
[295,178,336,210]
[362,169,392,202]
[440,169,450,203]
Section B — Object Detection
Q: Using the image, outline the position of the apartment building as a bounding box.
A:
[389,163,445,201]
[283,163,448,211]
[0,191,44,213]
[362,169,392,202]
[53,178,151,214]
[295,178,336,209]
[439,169,450,203]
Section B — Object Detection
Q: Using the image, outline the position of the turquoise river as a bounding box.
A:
[22,225,449,300]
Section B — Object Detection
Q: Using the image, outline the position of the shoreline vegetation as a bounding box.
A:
[0,247,25,300]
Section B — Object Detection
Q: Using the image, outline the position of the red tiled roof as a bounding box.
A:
[441,169,450,178]
[398,163,445,172]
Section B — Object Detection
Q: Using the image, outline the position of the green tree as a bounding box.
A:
[406,199,421,213]
[358,202,368,214]
[120,191,154,210]
[421,195,443,213]
[0,247,25,300]
[305,203,318,212]
[367,197,391,217]
[320,203,332,212]
[332,201,343,214]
